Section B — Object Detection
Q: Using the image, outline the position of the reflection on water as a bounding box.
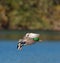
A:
[0,30,60,40]
[0,40,60,63]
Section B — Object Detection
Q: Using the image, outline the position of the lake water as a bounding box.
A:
[0,40,60,63]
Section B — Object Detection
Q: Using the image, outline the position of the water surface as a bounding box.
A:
[0,40,60,63]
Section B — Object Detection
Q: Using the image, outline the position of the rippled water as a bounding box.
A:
[0,40,60,63]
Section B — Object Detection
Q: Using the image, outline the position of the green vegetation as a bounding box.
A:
[0,0,60,30]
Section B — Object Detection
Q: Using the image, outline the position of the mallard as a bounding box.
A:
[17,33,42,50]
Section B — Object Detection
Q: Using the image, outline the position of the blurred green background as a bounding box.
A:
[0,30,60,40]
[0,0,60,40]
